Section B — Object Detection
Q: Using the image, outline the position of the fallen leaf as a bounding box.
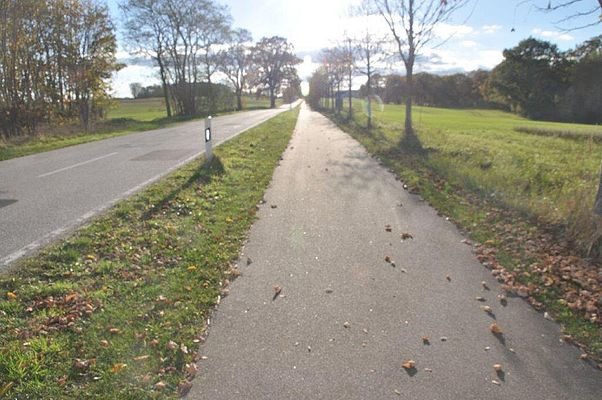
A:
[424,368,433,372]
[57,375,67,386]
[422,336,430,344]
[178,380,193,396]
[492,379,501,386]
[475,296,486,302]
[109,328,120,335]
[272,285,282,300]
[111,363,127,373]
[481,281,490,290]
[401,232,413,240]
[384,256,391,263]
[440,336,448,342]
[385,225,392,232]
[493,364,502,372]
[481,305,493,313]
[270,204,277,209]
[185,363,198,378]
[402,360,416,369]
[187,265,197,272]
[6,292,16,300]
[246,257,253,266]
[394,389,401,395]
[133,355,149,361]
[154,381,166,391]
[99,339,110,348]
[167,340,178,350]
[343,321,351,329]
[490,323,503,335]
[73,358,94,371]
[446,275,451,282]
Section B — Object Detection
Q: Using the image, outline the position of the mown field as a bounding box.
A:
[351,102,602,236]
[331,101,602,360]
[0,95,281,162]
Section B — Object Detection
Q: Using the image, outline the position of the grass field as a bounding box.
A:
[0,107,299,398]
[0,95,283,162]
[329,101,602,360]
[350,102,602,233]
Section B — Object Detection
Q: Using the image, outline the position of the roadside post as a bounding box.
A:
[204,116,212,163]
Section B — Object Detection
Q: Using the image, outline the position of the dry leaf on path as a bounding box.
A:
[493,364,502,372]
[402,360,416,369]
[154,381,166,391]
[490,323,503,335]
[401,233,413,240]
[385,224,392,232]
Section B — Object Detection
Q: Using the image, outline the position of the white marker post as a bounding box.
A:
[204,116,212,163]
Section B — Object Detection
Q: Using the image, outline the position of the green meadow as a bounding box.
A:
[350,102,601,240]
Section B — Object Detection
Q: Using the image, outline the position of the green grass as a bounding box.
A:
[107,98,168,121]
[327,100,601,360]
[0,107,300,398]
[0,96,282,162]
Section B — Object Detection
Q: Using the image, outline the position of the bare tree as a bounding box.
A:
[251,36,301,109]
[218,28,252,111]
[518,0,602,30]
[121,0,173,116]
[368,0,470,151]
[351,6,387,129]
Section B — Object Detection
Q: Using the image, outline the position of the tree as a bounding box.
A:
[368,0,470,151]
[251,36,302,109]
[121,0,173,117]
[0,0,120,136]
[486,38,570,120]
[129,82,143,98]
[518,0,602,30]
[122,0,234,117]
[218,28,252,111]
[352,4,387,128]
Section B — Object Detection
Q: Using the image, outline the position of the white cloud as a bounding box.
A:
[461,40,478,48]
[481,25,502,34]
[433,23,475,40]
[111,64,159,98]
[532,28,574,42]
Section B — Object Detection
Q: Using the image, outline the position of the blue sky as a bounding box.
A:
[107,0,601,97]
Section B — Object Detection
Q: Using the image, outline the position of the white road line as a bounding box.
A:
[2,108,289,268]
[38,152,119,178]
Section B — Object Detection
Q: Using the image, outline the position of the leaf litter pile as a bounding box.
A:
[0,109,299,398]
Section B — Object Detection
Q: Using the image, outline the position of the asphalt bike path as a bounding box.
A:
[187,103,601,399]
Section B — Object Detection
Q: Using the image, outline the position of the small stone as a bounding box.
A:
[343,321,351,329]
[440,336,448,342]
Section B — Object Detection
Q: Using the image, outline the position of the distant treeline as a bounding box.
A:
[0,0,120,137]
[314,35,602,125]
[129,82,235,115]
[363,70,492,109]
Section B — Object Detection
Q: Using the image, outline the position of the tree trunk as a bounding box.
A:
[270,86,276,108]
[401,59,423,152]
[236,89,243,111]
[594,163,602,215]
[158,58,172,118]
[348,69,352,120]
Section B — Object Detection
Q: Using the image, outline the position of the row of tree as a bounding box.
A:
[0,0,120,136]
[121,0,302,117]
[309,32,602,126]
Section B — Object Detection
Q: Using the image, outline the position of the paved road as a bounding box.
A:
[187,104,601,399]
[0,104,295,269]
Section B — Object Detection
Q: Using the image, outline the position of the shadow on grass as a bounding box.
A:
[141,156,225,221]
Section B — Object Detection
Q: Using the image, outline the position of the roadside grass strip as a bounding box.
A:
[0,108,299,398]
[327,103,602,363]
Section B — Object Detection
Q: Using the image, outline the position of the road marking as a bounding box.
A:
[2,107,291,269]
[38,152,118,178]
